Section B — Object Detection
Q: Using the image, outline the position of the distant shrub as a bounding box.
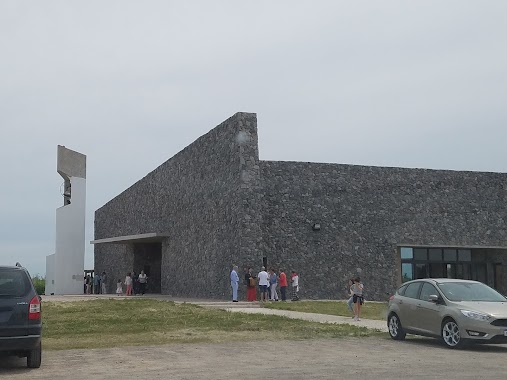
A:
[32,275,46,295]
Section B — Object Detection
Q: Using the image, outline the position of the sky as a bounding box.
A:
[1,1,506,277]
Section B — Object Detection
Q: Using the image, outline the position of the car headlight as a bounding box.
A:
[460,310,491,321]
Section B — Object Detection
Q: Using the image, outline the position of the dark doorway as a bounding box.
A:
[133,243,162,293]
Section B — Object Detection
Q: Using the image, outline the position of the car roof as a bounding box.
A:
[404,278,481,285]
[0,266,26,270]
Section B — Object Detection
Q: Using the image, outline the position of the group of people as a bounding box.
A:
[230,266,366,321]
[84,271,108,294]
[116,270,148,296]
[230,266,300,302]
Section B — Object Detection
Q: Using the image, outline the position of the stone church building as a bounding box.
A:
[93,112,507,300]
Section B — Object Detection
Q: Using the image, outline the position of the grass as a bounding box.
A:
[263,300,388,321]
[41,299,385,350]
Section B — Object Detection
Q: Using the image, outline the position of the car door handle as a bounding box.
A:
[416,304,422,308]
[398,300,403,304]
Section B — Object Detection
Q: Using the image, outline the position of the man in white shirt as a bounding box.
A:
[230,265,239,302]
[257,266,269,302]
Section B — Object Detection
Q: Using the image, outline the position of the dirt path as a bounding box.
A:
[1,338,506,379]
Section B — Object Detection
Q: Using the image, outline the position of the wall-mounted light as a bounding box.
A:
[312,223,321,231]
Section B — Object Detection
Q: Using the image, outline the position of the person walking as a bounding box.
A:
[352,277,365,321]
[230,265,239,302]
[101,271,108,294]
[245,267,257,301]
[279,269,288,301]
[124,272,133,296]
[257,266,269,302]
[269,268,279,301]
[138,270,148,295]
[291,271,300,301]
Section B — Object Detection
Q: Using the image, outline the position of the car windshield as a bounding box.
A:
[0,269,30,297]
[437,282,506,302]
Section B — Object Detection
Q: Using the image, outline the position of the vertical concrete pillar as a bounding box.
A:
[46,146,86,295]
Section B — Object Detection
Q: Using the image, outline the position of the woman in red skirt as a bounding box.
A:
[245,267,257,301]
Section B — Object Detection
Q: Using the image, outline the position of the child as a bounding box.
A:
[116,279,123,296]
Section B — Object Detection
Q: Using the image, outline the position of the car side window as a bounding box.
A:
[419,283,439,302]
[403,282,421,299]
[397,284,408,296]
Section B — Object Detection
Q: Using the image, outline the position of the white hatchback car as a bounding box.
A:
[387,279,507,348]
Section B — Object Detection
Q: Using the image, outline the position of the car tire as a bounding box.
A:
[441,318,467,349]
[388,313,406,340]
[27,342,41,368]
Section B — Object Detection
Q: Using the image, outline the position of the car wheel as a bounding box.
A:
[441,319,466,349]
[27,342,41,368]
[388,313,406,340]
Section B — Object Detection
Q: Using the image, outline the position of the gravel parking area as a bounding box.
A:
[1,337,506,379]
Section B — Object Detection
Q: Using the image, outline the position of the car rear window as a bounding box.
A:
[0,269,31,297]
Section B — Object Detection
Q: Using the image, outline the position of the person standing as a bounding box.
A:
[291,271,300,301]
[116,279,123,296]
[101,271,108,294]
[346,279,354,315]
[230,265,239,302]
[125,272,133,296]
[85,275,91,294]
[269,268,279,301]
[257,266,269,302]
[245,268,257,301]
[138,270,148,295]
[93,272,101,294]
[352,277,364,321]
[279,269,288,301]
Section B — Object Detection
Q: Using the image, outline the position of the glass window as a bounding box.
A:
[402,263,413,283]
[429,249,442,261]
[443,249,457,262]
[456,263,472,280]
[404,282,422,299]
[473,264,487,284]
[414,248,427,260]
[397,284,408,296]
[458,249,471,261]
[437,281,505,302]
[446,264,456,279]
[415,264,427,279]
[400,247,413,260]
[419,283,439,301]
[0,269,30,297]
[429,263,445,278]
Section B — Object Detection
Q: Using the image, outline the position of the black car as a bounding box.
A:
[0,265,42,368]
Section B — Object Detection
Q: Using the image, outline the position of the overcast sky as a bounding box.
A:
[1,1,506,276]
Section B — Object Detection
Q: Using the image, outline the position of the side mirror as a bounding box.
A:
[428,294,440,303]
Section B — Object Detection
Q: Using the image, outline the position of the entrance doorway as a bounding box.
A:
[133,243,162,293]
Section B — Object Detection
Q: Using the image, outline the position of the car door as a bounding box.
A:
[0,269,29,338]
[396,281,422,331]
[414,282,442,336]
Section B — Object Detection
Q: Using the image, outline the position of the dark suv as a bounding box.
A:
[0,266,42,368]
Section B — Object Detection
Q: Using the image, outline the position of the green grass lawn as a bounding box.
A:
[42,299,385,350]
[263,300,388,321]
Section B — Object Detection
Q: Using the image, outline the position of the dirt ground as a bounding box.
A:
[1,337,506,379]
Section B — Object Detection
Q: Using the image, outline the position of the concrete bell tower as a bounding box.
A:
[45,145,86,295]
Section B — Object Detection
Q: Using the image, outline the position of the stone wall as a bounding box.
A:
[259,161,507,300]
[94,112,262,299]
